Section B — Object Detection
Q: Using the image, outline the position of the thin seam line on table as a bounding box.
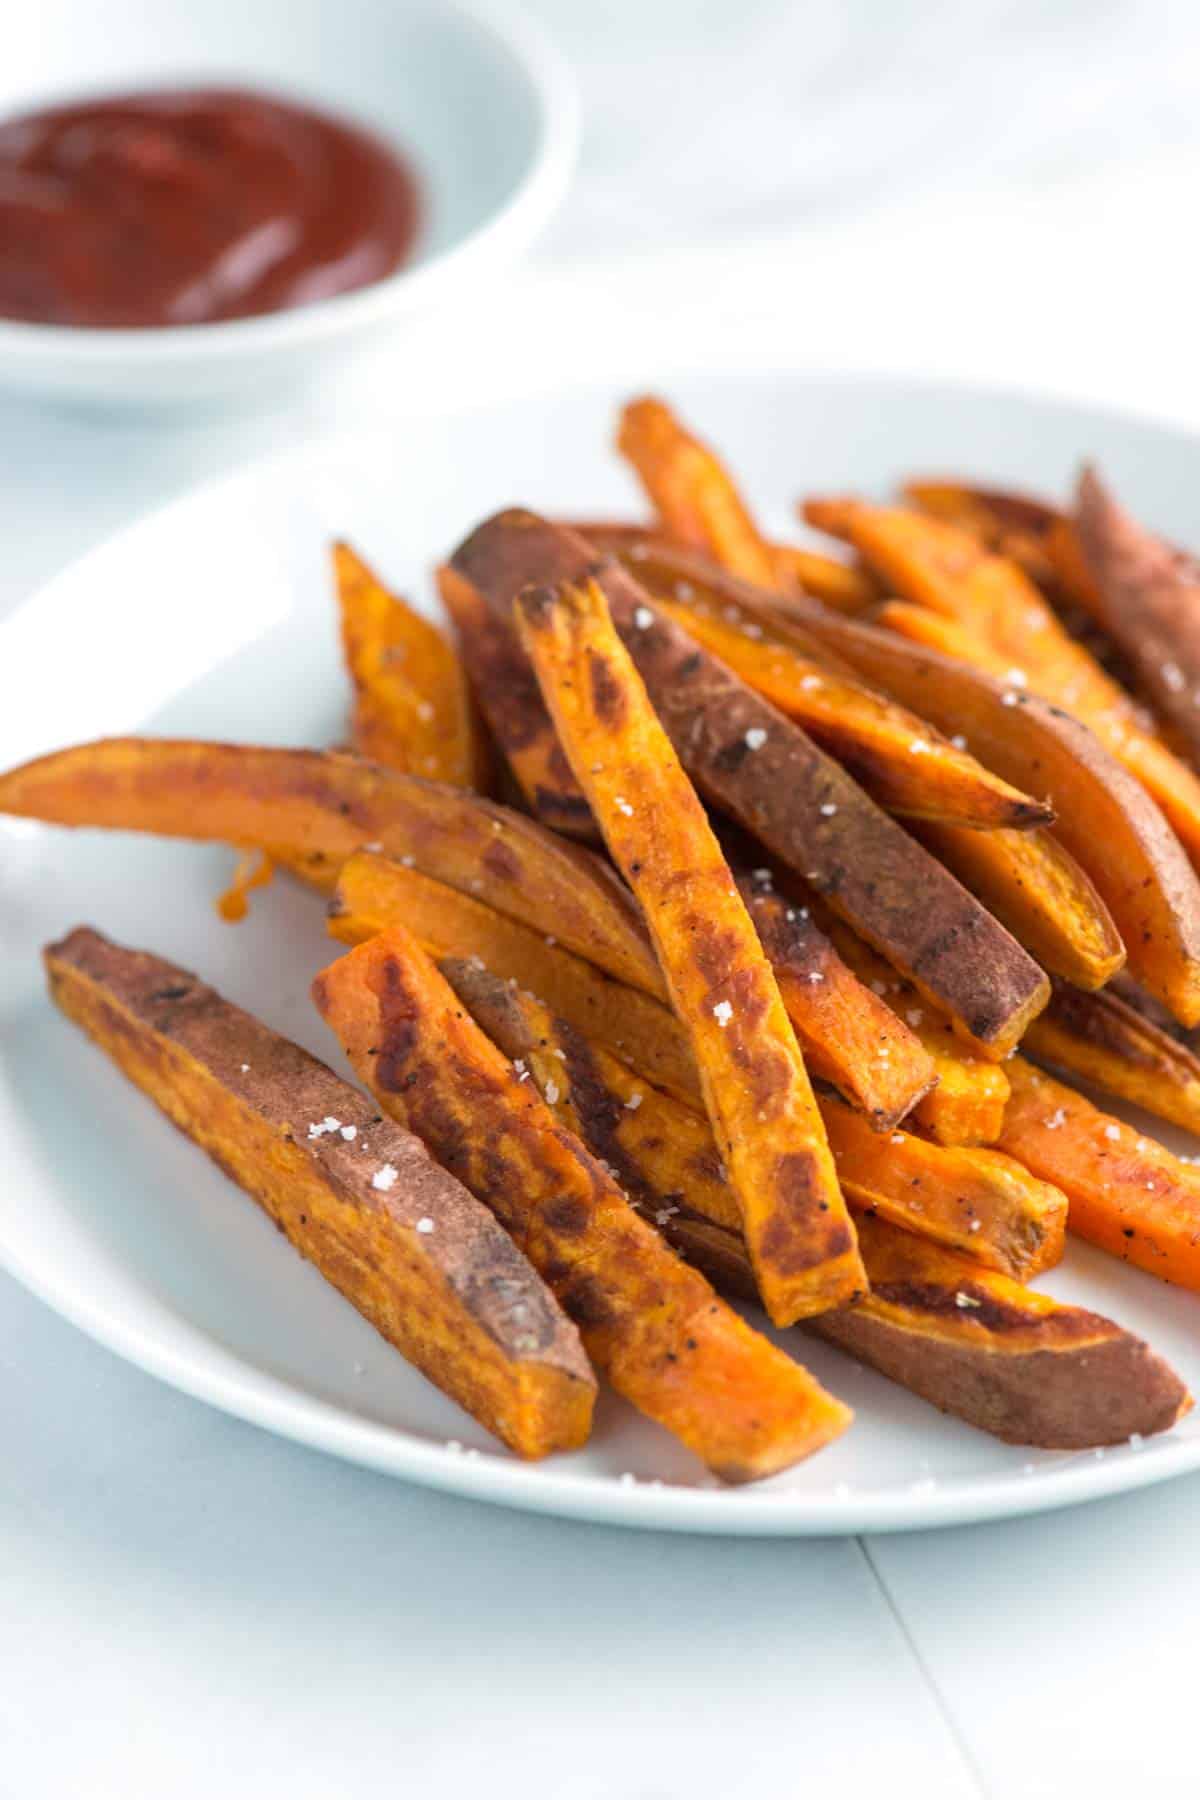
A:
[854,1535,992,1800]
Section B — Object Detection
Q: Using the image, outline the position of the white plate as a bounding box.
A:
[4,368,1200,1535]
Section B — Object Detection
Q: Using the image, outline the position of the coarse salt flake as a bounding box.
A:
[819,802,838,817]
[713,1000,733,1027]
[950,734,968,751]
[634,606,654,630]
[340,1124,357,1141]
[240,1063,250,1073]
[1104,1123,1121,1141]
[625,1092,643,1111]
[372,1164,399,1192]
[955,1291,981,1309]
[800,674,822,690]
[1163,661,1185,693]
[308,1116,342,1140]
[1001,691,1019,707]
[908,738,932,755]
[415,1217,435,1234]
[1004,669,1028,688]
[416,701,434,721]
[544,1080,560,1105]
[744,727,768,751]
[614,796,634,817]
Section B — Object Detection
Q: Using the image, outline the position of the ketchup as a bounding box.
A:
[0,87,422,328]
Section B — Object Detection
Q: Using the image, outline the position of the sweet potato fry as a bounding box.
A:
[783,616,1200,1024]
[616,396,781,589]
[736,873,935,1131]
[1075,466,1200,766]
[820,1097,1066,1279]
[810,1214,1190,1449]
[450,512,1049,1056]
[444,963,1170,1449]
[764,543,882,613]
[513,573,864,1324]
[564,521,883,614]
[0,737,663,998]
[334,541,486,787]
[803,496,1135,723]
[819,919,1010,1146]
[445,957,1065,1283]
[328,851,701,1105]
[912,820,1125,991]
[658,1208,1187,1448]
[436,564,595,838]
[1025,980,1200,1138]
[902,479,1062,590]
[44,927,594,1458]
[312,925,852,1482]
[998,1057,1200,1292]
[815,498,1200,874]
[653,596,1052,830]
[1044,514,1106,619]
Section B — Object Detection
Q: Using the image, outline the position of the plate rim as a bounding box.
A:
[6,365,1200,1535]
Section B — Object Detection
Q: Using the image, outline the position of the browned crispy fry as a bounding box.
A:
[0,737,662,998]
[810,1214,1190,1449]
[616,396,781,589]
[450,513,1050,1056]
[45,927,594,1458]
[334,541,487,787]
[437,564,595,838]
[1075,466,1200,767]
[446,958,1065,1283]
[1025,979,1200,1138]
[736,873,935,1131]
[911,820,1125,991]
[819,920,1010,1146]
[513,572,864,1325]
[328,851,701,1105]
[999,1058,1200,1293]
[782,615,1200,1025]
[442,964,1169,1452]
[652,595,1052,829]
[312,925,852,1482]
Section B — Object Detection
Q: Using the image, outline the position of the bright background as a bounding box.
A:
[3,5,1199,1795]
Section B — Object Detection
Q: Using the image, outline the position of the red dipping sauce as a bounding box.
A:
[0,87,422,328]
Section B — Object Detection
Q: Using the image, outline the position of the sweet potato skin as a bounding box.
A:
[334,541,487,787]
[44,927,594,1458]
[810,1215,1191,1450]
[436,564,595,837]
[654,595,1052,830]
[328,851,700,1105]
[912,819,1125,991]
[999,1057,1200,1292]
[445,960,1181,1448]
[448,956,1064,1282]
[313,926,852,1481]
[1026,978,1200,1136]
[788,615,1200,1025]
[450,512,1049,1057]
[513,574,864,1325]
[1075,466,1200,766]
[0,737,662,999]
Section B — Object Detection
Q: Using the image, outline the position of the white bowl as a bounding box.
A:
[0,0,577,408]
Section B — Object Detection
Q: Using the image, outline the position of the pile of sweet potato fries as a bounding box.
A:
[15,395,1200,1481]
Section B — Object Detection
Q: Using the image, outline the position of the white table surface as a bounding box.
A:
[6,5,1200,1793]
